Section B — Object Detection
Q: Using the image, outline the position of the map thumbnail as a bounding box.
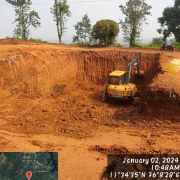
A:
[0,152,58,180]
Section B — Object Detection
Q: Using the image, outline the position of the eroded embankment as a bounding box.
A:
[141,85,180,119]
[0,48,160,96]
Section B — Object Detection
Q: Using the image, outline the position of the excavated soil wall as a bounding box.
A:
[0,49,160,96]
[141,85,180,119]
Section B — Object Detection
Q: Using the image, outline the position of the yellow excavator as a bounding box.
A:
[103,57,144,101]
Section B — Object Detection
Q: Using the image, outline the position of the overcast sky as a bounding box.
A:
[0,0,175,45]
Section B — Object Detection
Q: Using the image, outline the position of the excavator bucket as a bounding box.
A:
[135,70,144,76]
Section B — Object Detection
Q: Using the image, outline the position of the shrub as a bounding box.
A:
[5,36,20,40]
[144,43,160,48]
[77,41,91,46]
[130,41,143,48]
[92,42,98,46]
[5,36,47,42]
[115,43,124,47]
[174,42,180,49]
[29,38,47,43]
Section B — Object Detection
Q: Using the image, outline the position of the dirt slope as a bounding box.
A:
[0,39,180,180]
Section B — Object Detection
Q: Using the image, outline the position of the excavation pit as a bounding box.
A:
[1,45,179,121]
[1,40,180,180]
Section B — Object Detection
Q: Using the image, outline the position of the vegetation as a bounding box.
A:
[138,37,164,48]
[149,37,164,46]
[168,39,176,45]
[5,36,47,43]
[76,41,91,45]
[115,43,124,47]
[131,41,143,48]
[119,0,152,47]
[143,44,161,48]
[5,36,20,40]
[157,0,180,42]
[174,42,180,49]
[13,0,41,40]
[6,0,180,48]
[5,0,30,6]
[29,38,47,42]
[91,19,119,46]
[50,0,71,44]
[73,14,92,43]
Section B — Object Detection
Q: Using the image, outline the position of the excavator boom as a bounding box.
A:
[124,57,142,85]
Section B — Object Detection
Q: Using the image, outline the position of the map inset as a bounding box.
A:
[0,152,58,180]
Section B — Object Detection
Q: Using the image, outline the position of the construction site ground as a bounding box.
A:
[0,39,180,180]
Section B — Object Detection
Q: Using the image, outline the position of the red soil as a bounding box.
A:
[0,39,180,180]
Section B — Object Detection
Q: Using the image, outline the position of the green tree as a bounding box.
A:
[6,0,29,6]
[119,0,152,47]
[168,39,176,45]
[13,0,41,40]
[50,0,71,44]
[72,13,91,43]
[149,37,163,46]
[91,19,119,46]
[157,0,180,42]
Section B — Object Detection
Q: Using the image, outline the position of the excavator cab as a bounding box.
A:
[108,73,126,85]
[103,57,144,100]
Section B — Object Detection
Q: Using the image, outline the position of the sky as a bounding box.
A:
[0,0,176,46]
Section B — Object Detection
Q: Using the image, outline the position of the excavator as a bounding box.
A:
[103,57,144,101]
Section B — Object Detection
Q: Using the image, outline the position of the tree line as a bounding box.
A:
[9,0,180,47]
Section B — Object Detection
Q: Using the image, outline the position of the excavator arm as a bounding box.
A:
[124,57,142,85]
